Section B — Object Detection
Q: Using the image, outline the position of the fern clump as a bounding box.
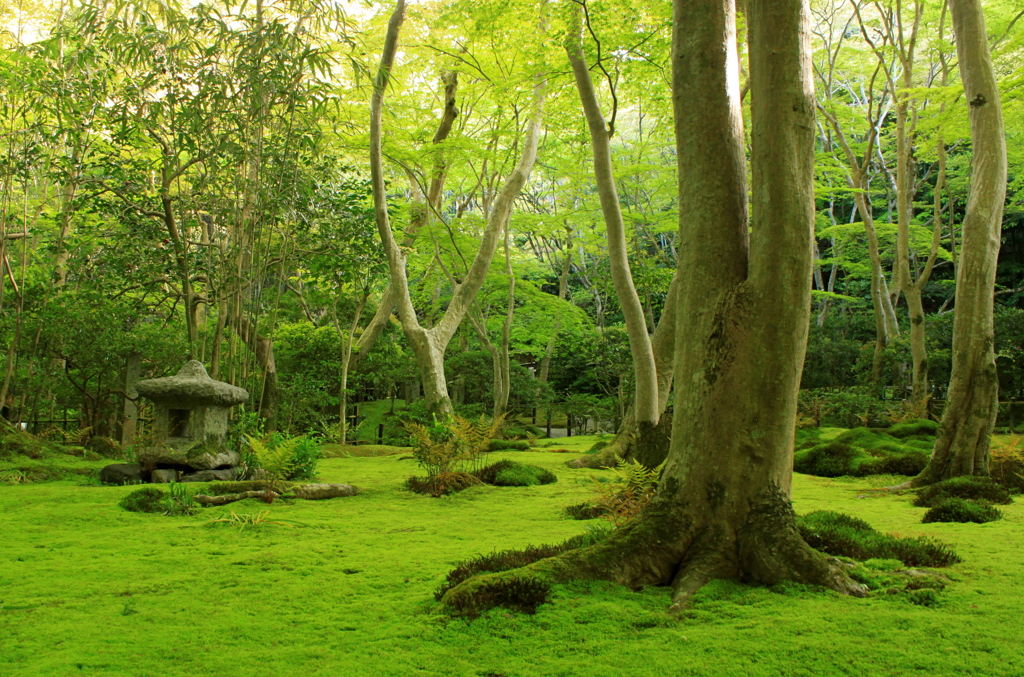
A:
[591,457,664,527]
[405,415,504,497]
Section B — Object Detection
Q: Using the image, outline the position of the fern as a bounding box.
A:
[592,457,665,527]
[245,435,299,501]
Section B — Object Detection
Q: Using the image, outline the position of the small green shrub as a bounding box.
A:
[990,437,1024,491]
[886,419,939,439]
[119,487,166,514]
[913,476,1013,507]
[797,510,961,567]
[922,498,1003,524]
[164,482,197,516]
[474,460,556,487]
[907,588,940,607]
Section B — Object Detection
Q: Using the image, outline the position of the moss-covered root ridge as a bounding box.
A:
[439,487,865,618]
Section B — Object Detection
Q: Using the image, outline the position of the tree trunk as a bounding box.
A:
[496,219,515,419]
[569,274,679,469]
[369,0,545,420]
[235,313,279,432]
[441,0,862,616]
[120,353,142,447]
[336,292,368,444]
[565,5,659,427]
[348,73,459,375]
[913,0,1006,485]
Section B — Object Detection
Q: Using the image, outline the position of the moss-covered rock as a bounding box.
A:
[793,442,869,477]
[563,502,604,520]
[406,471,481,497]
[486,439,531,452]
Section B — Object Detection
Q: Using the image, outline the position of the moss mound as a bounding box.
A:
[486,439,531,452]
[0,425,56,461]
[85,436,122,459]
[859,451,929,477]
[793,442,868,477]
[922,498,1003,524]
[794,425,937,478]
[886,419,939,439]
[563,501,604,520]
[912,476,1013,508]
[474,460,556,487]
[405,471,481,497]
[118,487,167,513]
[797,510,961,567]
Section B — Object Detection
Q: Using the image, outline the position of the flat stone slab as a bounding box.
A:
[136,360,248,408]
[181,468,238,482]
[292,483,359,500]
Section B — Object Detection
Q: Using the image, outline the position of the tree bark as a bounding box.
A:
[441,0,861,615]
[565,5,659,427]
[913,0,1006,485]
[348,73,459,375]
[369,1,545,419]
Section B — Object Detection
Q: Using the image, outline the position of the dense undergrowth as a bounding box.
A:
[2,436,1024,675]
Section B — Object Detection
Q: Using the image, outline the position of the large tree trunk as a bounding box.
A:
[565,5,659,429]
[913,0,1006,485]
[441,0,862,615]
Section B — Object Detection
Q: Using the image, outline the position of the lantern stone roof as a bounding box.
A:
[136,360,249,408]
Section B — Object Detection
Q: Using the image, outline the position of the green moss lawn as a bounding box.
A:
[2,437,1023,676]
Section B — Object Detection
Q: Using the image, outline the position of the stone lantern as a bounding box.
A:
[135,360,249,482]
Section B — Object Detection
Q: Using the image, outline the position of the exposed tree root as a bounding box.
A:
[737,487,867,597]
[439,486,865,617]
[194,490,278,506]
[566,415,672,470]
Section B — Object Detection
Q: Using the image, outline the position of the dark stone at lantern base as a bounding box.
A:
[180,468,238,482]
[100,463,143,485]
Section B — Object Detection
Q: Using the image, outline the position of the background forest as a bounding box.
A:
[0,0,1022,445]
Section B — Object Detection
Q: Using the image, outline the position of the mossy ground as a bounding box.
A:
[2,435,1023,676]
